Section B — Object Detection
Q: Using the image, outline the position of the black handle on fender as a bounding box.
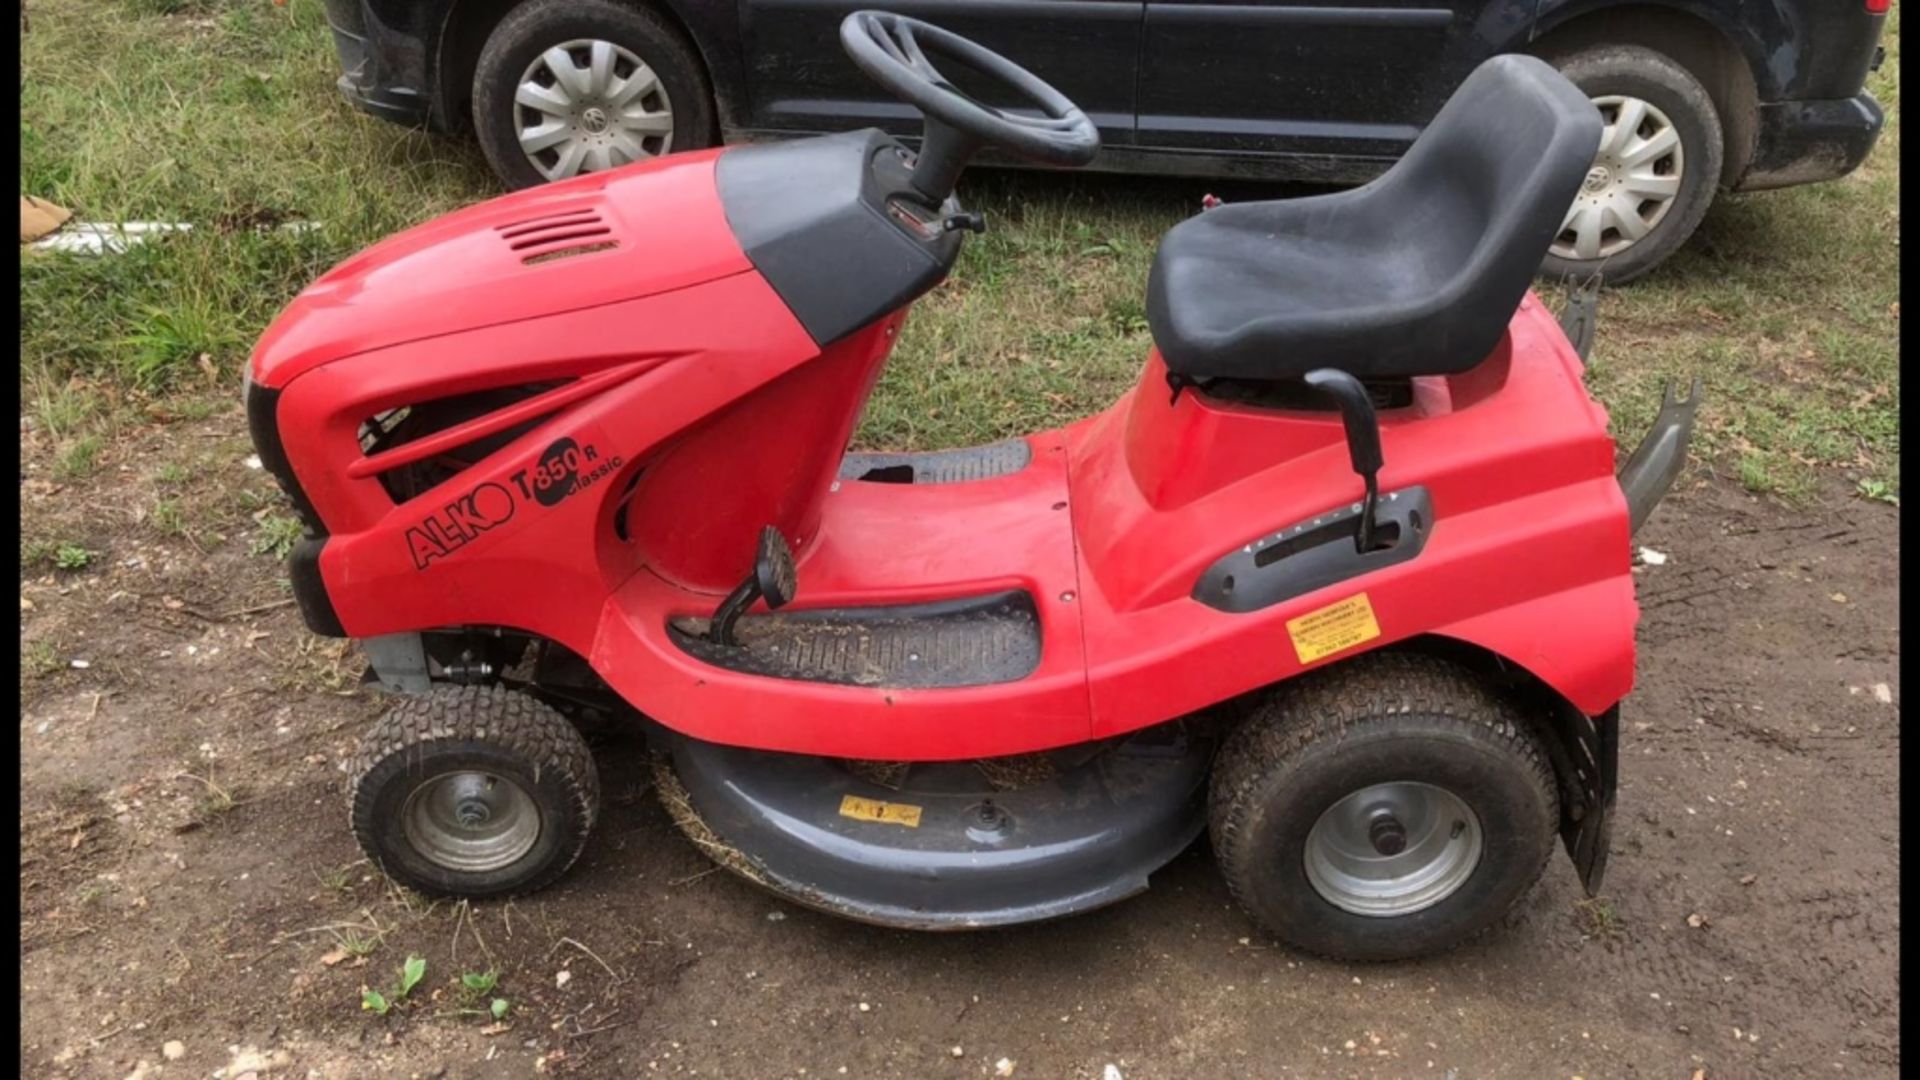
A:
[1304,369,1383,480]
[1304,368,1384,552]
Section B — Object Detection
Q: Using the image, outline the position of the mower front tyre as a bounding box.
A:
[1209,652,1559,962]
[348,685,600,898]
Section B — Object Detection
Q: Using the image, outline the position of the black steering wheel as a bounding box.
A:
[840,11,1100,203]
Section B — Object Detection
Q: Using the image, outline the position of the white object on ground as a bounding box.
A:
[33,222,192,255]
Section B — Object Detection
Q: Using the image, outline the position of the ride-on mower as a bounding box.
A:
[247,11,1698,960]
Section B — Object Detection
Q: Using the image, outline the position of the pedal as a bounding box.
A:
[709,526,798,647]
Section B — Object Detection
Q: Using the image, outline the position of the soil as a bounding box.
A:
[20,406,1899,1079]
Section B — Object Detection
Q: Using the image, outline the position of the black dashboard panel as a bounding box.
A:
[716,129,964,347]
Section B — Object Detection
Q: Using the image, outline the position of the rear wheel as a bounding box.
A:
[1539,44,1724,285]
[348,684,600,897]
[472,0,716,190]
[1209,652,1559,961]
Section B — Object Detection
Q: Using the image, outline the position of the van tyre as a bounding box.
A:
[1539,44,1724,285]
[348,684,600,898]
[473,0,716,190]
[1209,652,1559,962]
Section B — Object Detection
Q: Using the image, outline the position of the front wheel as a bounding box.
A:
[348,684,600,897]
[1539,43,1724,285]
[1209,652,1559,961]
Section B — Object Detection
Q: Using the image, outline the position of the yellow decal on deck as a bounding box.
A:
[1286,592,1382,664]
[838,794,923,828]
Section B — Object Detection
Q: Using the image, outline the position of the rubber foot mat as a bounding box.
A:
[669,590,1041,688]
[838,440,1031,484]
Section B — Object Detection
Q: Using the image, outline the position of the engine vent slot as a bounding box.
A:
[524,241,619,266]
[497,208,617,264]
[359,380,571,504]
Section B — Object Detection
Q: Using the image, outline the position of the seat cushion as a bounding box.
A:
[1146,54,1602,383]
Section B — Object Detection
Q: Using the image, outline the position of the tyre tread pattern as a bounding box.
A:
[1209,651,1558,960]
[348,684,600,895]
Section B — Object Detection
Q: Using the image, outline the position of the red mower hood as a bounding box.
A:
[250,148,751,388]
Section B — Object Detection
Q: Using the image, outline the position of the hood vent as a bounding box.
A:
[497,207,617,264]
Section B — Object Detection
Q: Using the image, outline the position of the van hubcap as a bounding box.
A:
[1553,94,1685,262]
[514,39,675,181]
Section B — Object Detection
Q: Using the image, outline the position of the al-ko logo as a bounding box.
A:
[406,435,624,570]
[405,481,516,570]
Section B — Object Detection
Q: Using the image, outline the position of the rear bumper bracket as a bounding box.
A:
[1618,379,1701,536]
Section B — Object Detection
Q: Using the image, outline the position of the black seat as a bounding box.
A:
[1146,55,1602,384]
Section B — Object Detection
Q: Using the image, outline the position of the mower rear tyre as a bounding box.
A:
[348,685,600,898]
[1209,652,1559,962]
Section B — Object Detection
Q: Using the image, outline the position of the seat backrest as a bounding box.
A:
[1374,53,1602,306]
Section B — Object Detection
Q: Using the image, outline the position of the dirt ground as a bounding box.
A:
[19,407,1899,1079]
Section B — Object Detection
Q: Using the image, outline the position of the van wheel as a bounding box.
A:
[348,684,600,897]
[472,0,716,190]
[1209,652,1559,961]
[1539,44,1724,285]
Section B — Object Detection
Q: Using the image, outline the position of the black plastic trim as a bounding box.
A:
[1735,92,1885,192]
[1618,380,1701,537]
[288,538,346,638]
[716,130,963,346]
[1149,4,1452,28]
[1193,487,1433,613]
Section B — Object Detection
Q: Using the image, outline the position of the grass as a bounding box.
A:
[23,539,96,572]
[18,0,1900,502]
[54,435,103,480]
[24,641,62,678]
[179,770,244,820]
[1573,896,1627,941]
[249,510,306,559]
[52,544,95,571]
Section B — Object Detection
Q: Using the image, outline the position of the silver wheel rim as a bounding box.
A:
[402,771,541,873]
[1303,781,1483,917]
[1552,94,1685,262]
[514,38,675,181]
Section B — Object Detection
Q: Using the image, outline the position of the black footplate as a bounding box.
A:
[669,590,1042,688]
[838,440,1031,484]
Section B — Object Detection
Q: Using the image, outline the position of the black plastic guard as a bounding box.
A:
[1561,705,1619,895]
[717,130,962,346]
[1557,272,1601,362]
[1618,379,1701,537]
[654,720,1211,930]
[1193,487,1432,613]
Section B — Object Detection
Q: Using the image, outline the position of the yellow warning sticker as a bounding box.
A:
[838,794,923,828]
[1286,592,1382,664]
